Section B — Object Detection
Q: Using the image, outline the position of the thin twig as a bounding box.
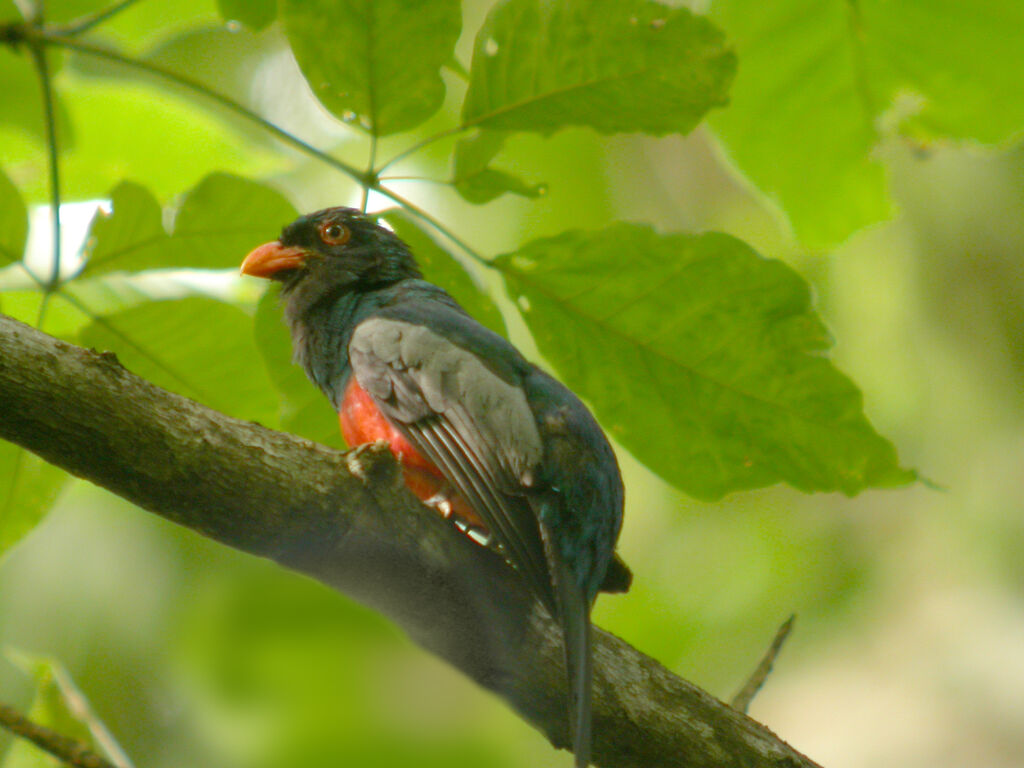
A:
[28,40,62,290]
[380,187,489,267]
[731,614,796,713]
[41,36,492,274]
[377,123,465,174]
[52,0,148,37]
[0,702,118,768]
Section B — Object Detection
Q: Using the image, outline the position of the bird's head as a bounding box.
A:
[240,207,422,300]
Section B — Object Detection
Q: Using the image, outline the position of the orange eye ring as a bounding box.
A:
[319,221,350,246]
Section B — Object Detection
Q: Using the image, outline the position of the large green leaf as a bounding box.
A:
[462,0,735,136]
[0,443,69,560]
[379,209,507,337]
[79,298,278,425]
[495,224,912,500]
[82,181,171,275]
[0,166,27,265]
[171,173,298,268]
[709,0,1024,248]
[254,287,342,447]
[281,0,461,136]
[83,174,298,275]
[451,131,546,204]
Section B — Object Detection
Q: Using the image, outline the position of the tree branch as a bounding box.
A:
[0,313,821,768]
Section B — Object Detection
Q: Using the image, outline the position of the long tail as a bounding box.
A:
[551,555,593,768]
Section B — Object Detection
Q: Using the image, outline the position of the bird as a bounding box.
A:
[241,207,629,767]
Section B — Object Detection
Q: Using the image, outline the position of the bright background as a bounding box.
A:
[2,2,1023,767]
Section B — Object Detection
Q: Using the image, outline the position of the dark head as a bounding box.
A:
[240,207,422,306]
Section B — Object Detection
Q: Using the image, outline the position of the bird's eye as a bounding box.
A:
[319,221,350,246]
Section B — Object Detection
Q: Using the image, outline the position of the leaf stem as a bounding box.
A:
[381,188,489,267]
[53,0,148,37]
[28,40,62,291]
[377,124,467,174]
[362,133,377,213]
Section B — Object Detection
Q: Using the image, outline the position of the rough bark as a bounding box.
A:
[0,313,821,768]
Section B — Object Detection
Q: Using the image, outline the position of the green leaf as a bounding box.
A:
[82,181,170,275]
[462,0,735,136]
[217,0,276,30]
[452,131,546,204]
[79,298,278,425]
[0,443,69,560]
[171,173,298,269]
[83,174,298,274]
[281,0,461,136]
[0,166,27,265]
[379,209,507,337]
[495,224,912,500]
[254,287,342,447]
[708,0,1024,248]
[0,0,21,21]
[860,0,1024,144]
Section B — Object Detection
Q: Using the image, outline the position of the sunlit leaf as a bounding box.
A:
[0,166,27,264]
[452,131,545,204]
[83,174,298,274]
[281,0,461,136]
[462,0,735,136]
[82,181,170,275]
[0,442,69,560]
[21,79,281,201]
[709,0,1024,248]
[495,224,912,500]
[379,209,507,337]
[0,0,21,20]
[79,297,278,425]
[172,173,298,268]
[217,0,276,31]
[254,287,342,447]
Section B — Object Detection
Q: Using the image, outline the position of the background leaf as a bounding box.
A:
[462,0,735,136]
[82,181,170,275]
[0,167,27,265]
[708,0,1024,248]
[379,209,507,337]
[281,0,461,136]
[79,297,278,425]
[452,131,545,203]
[0,445,69,561]
[170,173,298,268]
[496,224,912,500]
[83,174,298,274]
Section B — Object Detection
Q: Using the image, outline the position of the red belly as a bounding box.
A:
[339,376,484,529]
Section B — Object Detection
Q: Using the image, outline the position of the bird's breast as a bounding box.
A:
[339,376,484,530]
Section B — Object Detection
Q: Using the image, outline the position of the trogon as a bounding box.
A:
[241,207,629,767]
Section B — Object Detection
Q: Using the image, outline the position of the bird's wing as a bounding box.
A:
[349,316,555,610]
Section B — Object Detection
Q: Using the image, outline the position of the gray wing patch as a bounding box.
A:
[349,318,553,607]
[350,318,543,483]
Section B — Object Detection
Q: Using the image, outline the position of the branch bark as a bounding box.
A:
[0,313,821,768]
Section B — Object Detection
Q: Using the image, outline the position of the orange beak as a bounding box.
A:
[240,241,307,278]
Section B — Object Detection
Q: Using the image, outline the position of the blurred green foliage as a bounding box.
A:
[1,1,1022,767]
